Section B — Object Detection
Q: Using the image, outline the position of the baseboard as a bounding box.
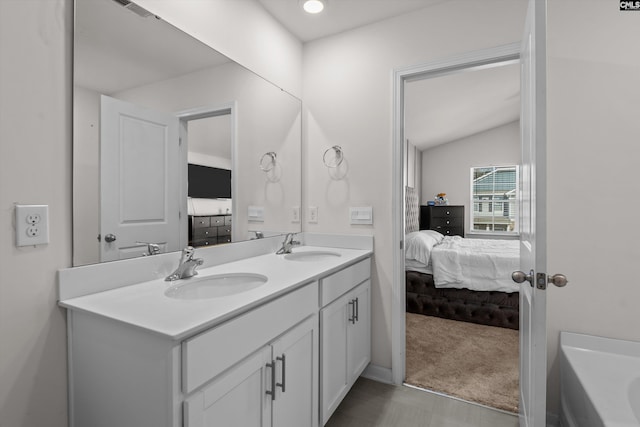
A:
[361,363,393,384]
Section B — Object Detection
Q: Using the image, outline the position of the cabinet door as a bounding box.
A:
[320,295,350,424]
[271,316,318,427]
[184,346,272,427]
[347,280,371,383]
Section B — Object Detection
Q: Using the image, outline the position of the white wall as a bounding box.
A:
[0,1,72,426]
[545,0,640,416]
[134,0,303,98]
[303,1,527,371]
[421,121,520,234]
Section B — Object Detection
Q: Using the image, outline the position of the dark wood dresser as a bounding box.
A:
[419,205,464,237]
[189,214,232,247]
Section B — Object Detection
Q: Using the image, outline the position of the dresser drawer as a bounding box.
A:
[430,206,464,219]
[216,235,231,244]
[182,281,318,394]
[193,227,217,239]
[216,225,231,237]
[433,226,464,236]
[191,238,217,247]
[224,216,232,226]
[210,216,226,227]
[192,217,210,229]
[430,216,463,228]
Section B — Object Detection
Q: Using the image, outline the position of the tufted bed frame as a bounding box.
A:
[404,187,519,330]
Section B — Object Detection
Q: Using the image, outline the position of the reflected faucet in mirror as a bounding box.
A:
[276,233,300,255]
[136,241,161,256]
[166,247,204,281]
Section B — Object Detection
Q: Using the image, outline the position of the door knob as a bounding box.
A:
[548,274,568,287]
[104,233,117,243]
[512,270,534,286]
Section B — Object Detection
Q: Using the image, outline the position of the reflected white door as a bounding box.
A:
[100,95,182,262]
[519,0,547,426]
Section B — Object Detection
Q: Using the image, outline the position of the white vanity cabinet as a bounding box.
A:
[67,281,318,427]
[184,315,318,427]
[319,259,371,425]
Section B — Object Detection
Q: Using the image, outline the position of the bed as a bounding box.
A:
[404,188,520,330]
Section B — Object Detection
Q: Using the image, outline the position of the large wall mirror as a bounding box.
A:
[73,0,302,266]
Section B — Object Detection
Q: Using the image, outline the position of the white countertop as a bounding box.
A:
[60,246,371,341]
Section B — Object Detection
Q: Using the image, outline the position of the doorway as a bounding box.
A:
[176,103,238,243]
[391,43,522,410]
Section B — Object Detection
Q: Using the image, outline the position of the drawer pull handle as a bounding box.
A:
[348,300,356,324]
[266,360,276,400]
[355,297,359,322]
[276,354,286,393]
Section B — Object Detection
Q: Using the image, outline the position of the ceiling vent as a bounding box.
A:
[112,0,154,18]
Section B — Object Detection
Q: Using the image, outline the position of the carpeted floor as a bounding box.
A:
[405,312,519,413]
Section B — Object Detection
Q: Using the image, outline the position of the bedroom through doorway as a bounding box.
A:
[401,53,521,413]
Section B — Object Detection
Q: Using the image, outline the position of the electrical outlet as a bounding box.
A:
[292,206,300,223]
[15,204,49,246]
[308,206,318,223]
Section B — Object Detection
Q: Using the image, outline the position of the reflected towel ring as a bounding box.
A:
[259,152,277,172]
[323,145,344,168]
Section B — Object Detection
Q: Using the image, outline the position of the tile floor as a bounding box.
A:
[325,377,519,427]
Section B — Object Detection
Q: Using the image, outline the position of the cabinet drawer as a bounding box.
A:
[192,217,210,228]
[210,216,226,226]
[182,281,318,394]
[216,235,231,244]
[320,258,371,307]
[430,206,464,218]
[432,226,464,237]
[430,216,463,228]
[191,238,217,247]
[216,225,231,237]
[193,227,217,239]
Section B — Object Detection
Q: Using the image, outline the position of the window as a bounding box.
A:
[470,166,519,233]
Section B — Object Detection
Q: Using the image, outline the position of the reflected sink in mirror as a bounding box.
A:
[283,251,342,262]
[165,273,268,300]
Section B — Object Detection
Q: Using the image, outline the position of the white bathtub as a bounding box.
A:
[560,331,640,427]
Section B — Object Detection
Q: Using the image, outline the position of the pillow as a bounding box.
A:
[404,230,444,265]
[420,229,444,243]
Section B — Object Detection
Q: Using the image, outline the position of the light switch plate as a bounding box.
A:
[248,206,265,222]
[349,206,373,225]
[15,204,50,246]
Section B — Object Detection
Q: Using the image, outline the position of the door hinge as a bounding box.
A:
[400,240,403,250]
[179,137,182,146]
[536,272,547,290]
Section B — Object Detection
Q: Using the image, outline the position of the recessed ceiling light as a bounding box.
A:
[303,0,325,14]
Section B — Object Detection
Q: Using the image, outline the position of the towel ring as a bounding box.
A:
[323,145,344,168]
[259,152,277,172]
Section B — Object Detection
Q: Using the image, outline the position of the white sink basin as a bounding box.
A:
[165,273,268,300]
[283,251,341,262]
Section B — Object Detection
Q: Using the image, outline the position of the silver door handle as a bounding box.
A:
[512,270,534,286]
[348,300,356,324]
[266,360,276,401]
[104,233,116,243]
[548,273,568,287]
[276,354,286,393]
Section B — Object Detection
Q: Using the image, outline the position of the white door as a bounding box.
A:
[100,95,183,262]
[184,346,272,427]
[271,316,318,427]
[519,0,547,426]
[347,281,371,384]
[320,296,350,424]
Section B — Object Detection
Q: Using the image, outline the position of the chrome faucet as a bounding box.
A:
[165,246,204,281]
[276,233,300,255]
[136,241,161,256]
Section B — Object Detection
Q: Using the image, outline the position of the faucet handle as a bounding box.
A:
[182,246,195,261]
